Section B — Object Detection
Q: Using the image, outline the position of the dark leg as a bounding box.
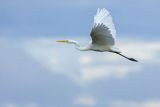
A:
[111,51,138,62]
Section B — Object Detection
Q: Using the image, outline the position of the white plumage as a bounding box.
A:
[94,8,116,39]
[57,8,138,62]
[90,8,118,52]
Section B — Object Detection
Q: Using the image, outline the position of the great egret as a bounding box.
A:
[57,8,138,62]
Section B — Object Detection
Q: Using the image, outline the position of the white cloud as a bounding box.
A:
[109,100,160,107]
[74,95,96,106]
[23,37,160,85]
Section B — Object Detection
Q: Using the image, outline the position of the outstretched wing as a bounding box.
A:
[90,8,117,46]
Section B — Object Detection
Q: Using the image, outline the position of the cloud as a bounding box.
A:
[1,37,160,107]
[74,95,96,106]
[23,37,160,85]
[109,100,160,107]
[76,65,141,84]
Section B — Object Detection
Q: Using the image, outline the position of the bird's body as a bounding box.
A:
[57,8,138,62]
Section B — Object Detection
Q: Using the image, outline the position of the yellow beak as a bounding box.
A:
[56,40,68,43]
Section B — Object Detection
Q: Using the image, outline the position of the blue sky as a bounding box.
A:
[1,0,160,38]
[0,0,160,107]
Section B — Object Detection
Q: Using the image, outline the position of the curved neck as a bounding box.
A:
[69,40,90,51]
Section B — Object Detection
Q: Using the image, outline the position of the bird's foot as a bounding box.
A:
[129,58,138,62]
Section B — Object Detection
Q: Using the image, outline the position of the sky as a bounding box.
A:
[0,0,160,107]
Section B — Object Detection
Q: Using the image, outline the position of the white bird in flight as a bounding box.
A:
[57,8,138,62]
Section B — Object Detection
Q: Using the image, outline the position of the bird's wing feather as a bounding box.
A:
[90,8,117,46]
